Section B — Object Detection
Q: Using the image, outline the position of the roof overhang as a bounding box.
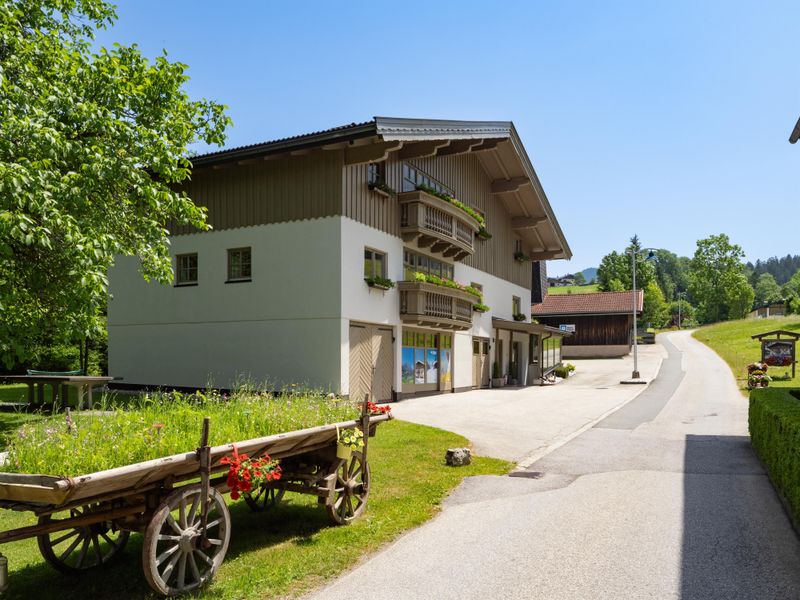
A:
[375,117,571,260]
[533,311,640,318]
[188,117,571,260]
[492,317,571,337]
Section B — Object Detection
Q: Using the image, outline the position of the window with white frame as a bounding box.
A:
[512,296,521,315]
[227,247,252,282]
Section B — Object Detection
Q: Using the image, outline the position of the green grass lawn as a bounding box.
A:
[547,284,599,295]
[692,315,800,392]
[0,417,511,599]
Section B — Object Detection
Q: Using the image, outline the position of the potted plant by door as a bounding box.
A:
[337,427,364,460]
[491,361,504,388]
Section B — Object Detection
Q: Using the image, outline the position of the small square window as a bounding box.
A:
[364,248,387,279]
[176,253,198,285]
[227,248,251,282]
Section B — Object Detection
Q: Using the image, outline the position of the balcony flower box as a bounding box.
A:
[368,180,397,198]
[513,251,531,263]
[365,276,395,291]
[513,313,528,322]
[473,303,490,313]
[477,227,492,240]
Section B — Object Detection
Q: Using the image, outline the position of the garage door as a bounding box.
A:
[349,323,393,402]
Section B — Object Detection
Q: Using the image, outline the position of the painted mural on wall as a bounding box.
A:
[762,340,794,367]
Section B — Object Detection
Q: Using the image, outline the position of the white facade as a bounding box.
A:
[109,215,532,396]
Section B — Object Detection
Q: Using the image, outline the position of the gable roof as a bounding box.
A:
[190,117,571,260]
[531,290,643,317]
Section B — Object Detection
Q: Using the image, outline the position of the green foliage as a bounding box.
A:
[748,388,800,527]
[4,389,360,476]
[472,302,490,312]
[573,272,586,286]
[414,184,485,227]
[667,298,696,327]
[642,280,668,328]
[692,315,800,390]
[364,275,395,289]
[688,234,754,323]
[596,235,656,293]
[412,271,483,300]
[554,363,576,378]
[754,273,783,306]
[652,249,690,301]
[746,254,800,286]
[0,0,231,367]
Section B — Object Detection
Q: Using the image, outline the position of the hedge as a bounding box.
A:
[749,387,800,526]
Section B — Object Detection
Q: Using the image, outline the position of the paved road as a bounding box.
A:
[390,342,665,463]
[312,331,800,600]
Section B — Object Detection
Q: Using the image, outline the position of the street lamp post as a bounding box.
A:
[629,247,656,381]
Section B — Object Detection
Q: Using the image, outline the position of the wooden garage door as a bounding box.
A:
[349,323,393,402]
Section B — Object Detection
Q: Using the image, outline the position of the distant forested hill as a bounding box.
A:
[746,255,800,285]
[580,267,598,283]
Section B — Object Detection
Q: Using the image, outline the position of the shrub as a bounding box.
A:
[749,388,800,526]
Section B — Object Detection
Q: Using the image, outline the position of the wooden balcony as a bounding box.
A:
[398,190,479,261]
[398,281,475,331]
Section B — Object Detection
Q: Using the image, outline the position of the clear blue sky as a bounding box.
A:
[96,1,800,275]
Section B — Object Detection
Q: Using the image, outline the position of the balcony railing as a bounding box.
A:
[398,281,475,330]
[398,190,480,261]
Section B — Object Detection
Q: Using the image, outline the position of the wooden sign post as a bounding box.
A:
[751,329,799,379]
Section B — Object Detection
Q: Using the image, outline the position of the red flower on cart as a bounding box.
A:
[221,446,282,500]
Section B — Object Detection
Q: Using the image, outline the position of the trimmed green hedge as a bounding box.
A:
[749,387,800,525]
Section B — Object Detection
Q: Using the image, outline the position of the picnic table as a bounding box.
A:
[5,374,113,409]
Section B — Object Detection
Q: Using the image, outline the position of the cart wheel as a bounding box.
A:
[244,486,285,512]
[326,451,370,525]
[142,485,231,596]
[37,504,130,573]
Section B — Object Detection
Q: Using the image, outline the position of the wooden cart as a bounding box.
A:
[0,402,391,596]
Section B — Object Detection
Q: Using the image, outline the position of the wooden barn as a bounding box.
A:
[531,290,643,358]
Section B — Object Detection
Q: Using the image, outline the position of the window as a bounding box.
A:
[368,162,386,186]
[364,248,386,278]
[512,296,521,315]
[227,247,251,282]
[402,164,454,195]
[403,249,454,281]
[176,253,198,285]
[514,239,523,254]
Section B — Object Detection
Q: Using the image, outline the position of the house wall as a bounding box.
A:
[171,150,344,235]
[338,216,531,396]
[108,218,342,390]
[537,314,632,346]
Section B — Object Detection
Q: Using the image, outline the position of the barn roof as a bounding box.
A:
[531,290,643,317]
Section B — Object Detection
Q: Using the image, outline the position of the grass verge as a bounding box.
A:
[691,315,800,392]
[546,284,599,295]
[749,387,800,528]
[0,418,511,599]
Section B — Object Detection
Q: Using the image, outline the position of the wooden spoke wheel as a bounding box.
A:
[326,451,370,525]
[142,485,231,596]
[37,504,130,573]
[244,485,285,512]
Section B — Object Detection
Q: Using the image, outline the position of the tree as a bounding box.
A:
[753,273,782,306]
[0,0,231,366]
[652,249,690,301]
[641,281,668,328]
[667,298,695,327]
[596,235,656,292]
[573,272,586,286]
[688,234,753,323]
